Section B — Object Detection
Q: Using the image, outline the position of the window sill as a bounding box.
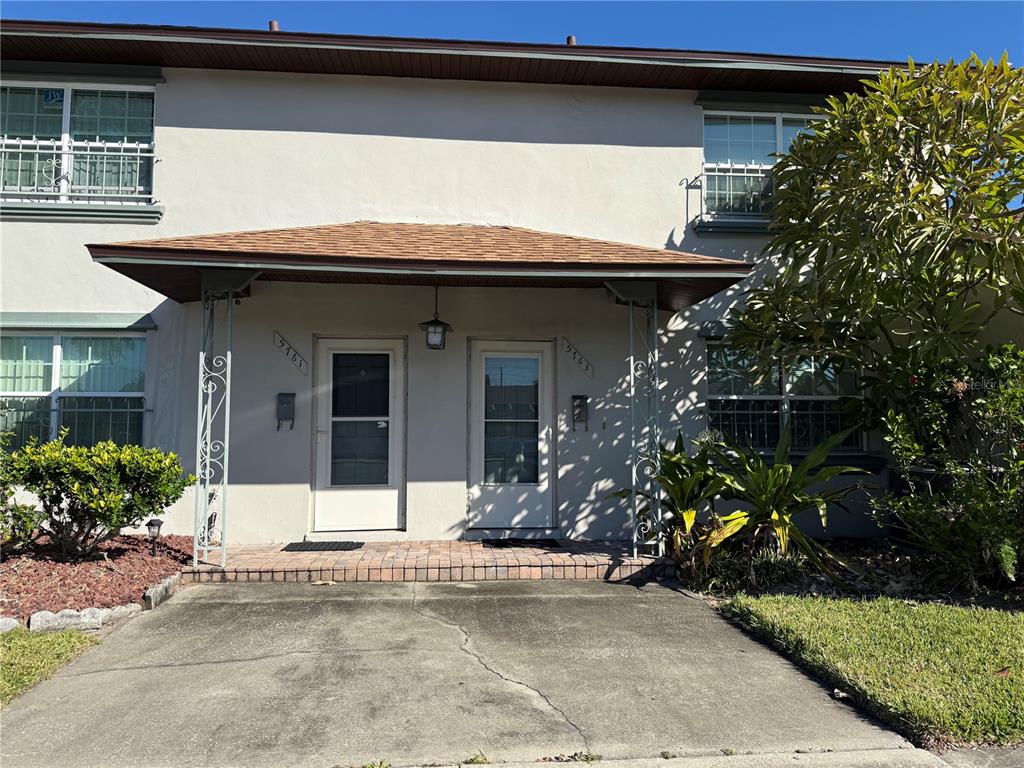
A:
[0,201,163,224]
[693,216,772,236]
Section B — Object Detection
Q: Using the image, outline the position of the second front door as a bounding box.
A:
[467,340,554,529]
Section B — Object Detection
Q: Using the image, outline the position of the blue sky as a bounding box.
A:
[3,1,1022,63]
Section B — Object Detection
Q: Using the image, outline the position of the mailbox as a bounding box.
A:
[276,392,296,430]
[571,395,589,432]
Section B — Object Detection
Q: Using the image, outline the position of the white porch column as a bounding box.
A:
[192,269,258,567]
[605,281,664,557]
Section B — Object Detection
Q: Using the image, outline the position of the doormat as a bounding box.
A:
[481,538,561,550]
[281,541,365,552]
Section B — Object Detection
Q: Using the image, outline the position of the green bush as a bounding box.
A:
[612,431,729,562]
[623,427,863,589]
[882,472,1022,586]
[875,344,1024,587]
[701,426,865,584]
[684,544,810,594]
[0,432,43,554]
[8,432,193,560]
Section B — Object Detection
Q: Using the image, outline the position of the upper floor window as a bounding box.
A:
[0,334,146,451]
[706,343,862,453]
[1,84,155,206]
[702,112,814,218]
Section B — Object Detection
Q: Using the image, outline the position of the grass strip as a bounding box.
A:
[724,595,1024,748]
[1,628,99,706]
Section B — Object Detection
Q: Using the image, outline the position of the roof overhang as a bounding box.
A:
[87,226,752,311]
[1,19,895,94]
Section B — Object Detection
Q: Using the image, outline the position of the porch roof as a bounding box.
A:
[87,221,753,310]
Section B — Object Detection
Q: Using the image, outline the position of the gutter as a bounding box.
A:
[91,253,751,281]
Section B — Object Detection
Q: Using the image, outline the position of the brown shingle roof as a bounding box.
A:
[93,221,747,270]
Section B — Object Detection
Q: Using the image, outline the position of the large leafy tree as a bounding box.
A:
[728,54,1024,412]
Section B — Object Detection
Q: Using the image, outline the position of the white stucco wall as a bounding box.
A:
[148,282,701,544]
[1,68,759,314]
[1,66,894,542]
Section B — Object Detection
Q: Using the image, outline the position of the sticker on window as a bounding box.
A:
[42,89,64,109]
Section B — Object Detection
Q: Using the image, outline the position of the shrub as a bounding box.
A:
[881,472,1022,586]
[875,344,1024,587]
[624,427,863,588]
[684,544,810,594]
[613,431,729,562]
[702,426,865,584]
[0,432,43,555]
[8,432,193,560]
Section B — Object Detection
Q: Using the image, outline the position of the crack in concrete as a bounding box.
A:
[410,583,590,753]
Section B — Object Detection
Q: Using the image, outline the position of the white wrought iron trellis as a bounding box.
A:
[193,288,236,567]
[628,298,663,558]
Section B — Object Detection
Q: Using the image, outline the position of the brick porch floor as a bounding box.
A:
[182,540,673,583]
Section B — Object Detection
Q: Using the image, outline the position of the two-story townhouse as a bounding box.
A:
[0,20,898,563]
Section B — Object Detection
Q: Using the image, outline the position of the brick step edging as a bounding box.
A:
[182,562,676,583]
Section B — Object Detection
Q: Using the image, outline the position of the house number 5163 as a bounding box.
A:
[273,331,309,376]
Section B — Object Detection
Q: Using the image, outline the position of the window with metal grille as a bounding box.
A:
[1,84,155,205]
[706,343,862,453]
[0,334,146,450]
[702,112,815,217]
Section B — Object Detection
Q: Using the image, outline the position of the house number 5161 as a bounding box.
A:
[561,337,594,378]
[274,331,309,376]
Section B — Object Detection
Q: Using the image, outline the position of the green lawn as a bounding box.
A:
[724,595,1024,748]
[1,628,98,706]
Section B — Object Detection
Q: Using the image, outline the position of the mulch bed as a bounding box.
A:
[0,534,194,623]
[688,538,1024,611]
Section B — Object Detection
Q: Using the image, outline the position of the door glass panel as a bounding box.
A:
[330,352,390,486]
[330,420,389,486]
[484,357,538,419]
[332,353,389,417]
[483,356,539,484]
[484,422,539,484]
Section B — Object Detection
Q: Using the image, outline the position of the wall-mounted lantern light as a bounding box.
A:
[419,286,453,350]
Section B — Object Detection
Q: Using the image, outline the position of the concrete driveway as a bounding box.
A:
[2,581,941,768]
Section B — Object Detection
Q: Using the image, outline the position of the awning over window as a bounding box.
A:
[0,311,157,331]
[87,221,752,311]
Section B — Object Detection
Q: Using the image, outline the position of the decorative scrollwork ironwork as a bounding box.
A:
[628,298,663,557]
[633,452,658,482]
[193,289,236,567]
[40,156,68,190]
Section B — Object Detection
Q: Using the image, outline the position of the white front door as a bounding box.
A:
[314,338,404,531]
[468,340,554,529]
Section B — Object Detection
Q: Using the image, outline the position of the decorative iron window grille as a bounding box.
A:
[705,343,862,454]
[0,85,156,205]
[701,112,815,218]
[0,334,147,450]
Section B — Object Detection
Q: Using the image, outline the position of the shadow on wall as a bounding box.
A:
[158,71,705,148]
[148,297,196,455]
[157,277,884,542]
[454,314,700,541]
[455,365,641,541]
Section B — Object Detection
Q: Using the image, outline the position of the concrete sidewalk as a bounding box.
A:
[1,581,942,768]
